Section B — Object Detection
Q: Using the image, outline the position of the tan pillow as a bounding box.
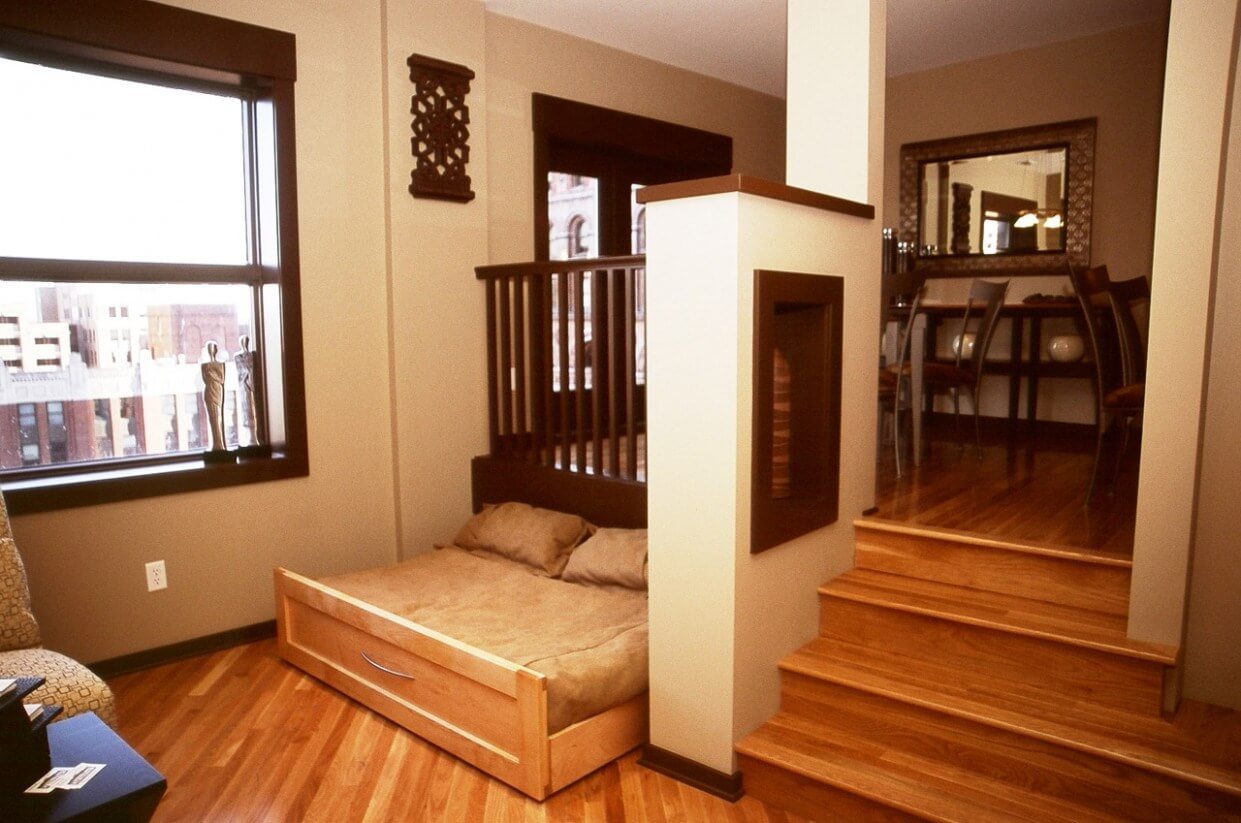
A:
[453,502,591,576]
[0,537,41,651]
[561,528,648,590]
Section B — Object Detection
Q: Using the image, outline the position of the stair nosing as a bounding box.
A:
[820,570,1178,665]
[853,517,1134,568]
[778,647,1241,798]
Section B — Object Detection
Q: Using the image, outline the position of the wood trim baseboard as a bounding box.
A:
[637,744,744,802]
[90,620,276,680]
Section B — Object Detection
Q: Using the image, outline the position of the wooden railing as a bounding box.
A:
[475,255,646,482]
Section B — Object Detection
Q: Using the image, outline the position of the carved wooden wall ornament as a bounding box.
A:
[407,53,475,203]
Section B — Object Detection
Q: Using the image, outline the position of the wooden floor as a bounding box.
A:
[875,419,1137,555]
[110,639,807,822]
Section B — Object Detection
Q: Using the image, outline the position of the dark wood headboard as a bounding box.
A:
[471,456,647,528]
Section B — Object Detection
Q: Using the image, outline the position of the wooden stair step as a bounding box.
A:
[821,568,1175,665]
[853,517,1132,616]
[780,638,1241,800]
[737,712,1127,823]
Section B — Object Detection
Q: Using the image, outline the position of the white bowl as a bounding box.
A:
[1047,334,1084,363]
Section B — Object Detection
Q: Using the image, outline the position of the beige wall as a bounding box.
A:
[13,0,399,663]
[885,19,1167,301]
[386,0,491,559]
[884,20,1167,423]
[483,12,786,264]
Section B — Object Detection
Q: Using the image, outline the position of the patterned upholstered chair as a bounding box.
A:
[0,493,117,728]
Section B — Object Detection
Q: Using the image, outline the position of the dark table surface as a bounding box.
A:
[3,712,166,823]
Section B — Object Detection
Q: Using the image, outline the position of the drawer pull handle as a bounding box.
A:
[361,651,416,681]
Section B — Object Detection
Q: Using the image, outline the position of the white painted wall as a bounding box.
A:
[645,193,743,774]
[1130,0,1240,649]
[1183,14,1241,710]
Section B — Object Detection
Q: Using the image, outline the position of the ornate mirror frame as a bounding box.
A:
[898,118,1096,278]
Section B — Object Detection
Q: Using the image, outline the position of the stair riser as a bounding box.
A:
[819,596,1165,716]
[778,670,1241,821]
[737,753,925,822]
[854,530,1130,616]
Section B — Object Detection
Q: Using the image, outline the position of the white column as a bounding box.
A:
[1130,0,1241,649]
[786,0,885,203]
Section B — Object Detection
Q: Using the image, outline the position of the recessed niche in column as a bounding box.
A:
[751,270,843,554]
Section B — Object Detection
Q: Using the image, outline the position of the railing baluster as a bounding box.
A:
[513,275,527,461]
[557,271,570,471]
[485,277,499,455]
[499,275,513,455]
[625,267,637,480]
[607,269,620,477]
[574,271,586,473]
[637,266,646,480]
[542,276,554,467]
[591,269,605,476]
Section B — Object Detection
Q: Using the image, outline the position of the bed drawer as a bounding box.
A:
[282,597,523,755]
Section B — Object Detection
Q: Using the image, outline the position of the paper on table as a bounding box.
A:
[61,763,106,790]
[25,767,72,794]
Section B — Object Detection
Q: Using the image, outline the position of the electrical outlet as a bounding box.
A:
[145,560,167,592]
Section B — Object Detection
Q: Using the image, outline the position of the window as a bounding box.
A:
[0,2,306,513]
[532,93,732,259]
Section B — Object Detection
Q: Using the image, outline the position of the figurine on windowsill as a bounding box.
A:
[201,340,235,464]
[233,335,269,459]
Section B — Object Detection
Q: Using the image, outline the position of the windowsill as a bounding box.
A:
[2,451,308,515]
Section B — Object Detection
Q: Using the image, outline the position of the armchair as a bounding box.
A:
[0,492,117,728]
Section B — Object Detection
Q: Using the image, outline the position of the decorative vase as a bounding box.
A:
[952,333,976,360]
[1047,334,1084,363]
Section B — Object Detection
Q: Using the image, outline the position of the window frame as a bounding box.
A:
[0,0,308,515]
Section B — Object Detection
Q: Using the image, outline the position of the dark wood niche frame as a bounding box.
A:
[899,118,1096,278]
[751,270,843,554]
[408,53,475,203]
[532,93,732,259]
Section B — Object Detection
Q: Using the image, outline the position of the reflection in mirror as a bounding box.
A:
[920,148,1066,256]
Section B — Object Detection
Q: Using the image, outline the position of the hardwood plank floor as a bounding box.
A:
[875,419,1137,555]
[109,639,806,822]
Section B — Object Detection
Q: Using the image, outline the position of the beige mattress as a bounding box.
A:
[319,546,648,733]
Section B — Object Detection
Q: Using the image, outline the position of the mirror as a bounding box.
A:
[920,148,1066,255]
[899,118,1095,277]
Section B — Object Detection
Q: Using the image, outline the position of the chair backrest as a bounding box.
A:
[891,278,928,379]
[1109,275,1150,386]
[959,278,1010,379]
[1069,263,1127,406]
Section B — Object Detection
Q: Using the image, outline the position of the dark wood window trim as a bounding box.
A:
[532,93,733,260]
[0,0,307,515]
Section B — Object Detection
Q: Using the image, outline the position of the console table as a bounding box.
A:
[891,299,1091,465]
[5,712,165,822]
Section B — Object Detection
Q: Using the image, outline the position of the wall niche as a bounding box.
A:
[751,270,843,554]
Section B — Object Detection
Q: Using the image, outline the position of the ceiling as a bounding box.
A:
[482,0,1169,97]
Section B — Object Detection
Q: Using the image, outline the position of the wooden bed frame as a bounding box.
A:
[274,455,647,800]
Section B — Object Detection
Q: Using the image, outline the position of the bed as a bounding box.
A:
[274,466,648,800]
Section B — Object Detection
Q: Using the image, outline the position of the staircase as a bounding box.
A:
[736,517,1241,822]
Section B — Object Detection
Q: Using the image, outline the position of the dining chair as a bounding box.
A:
[879,271,928,477]
[1070,264,1146,503]
[915,277,1010,455]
